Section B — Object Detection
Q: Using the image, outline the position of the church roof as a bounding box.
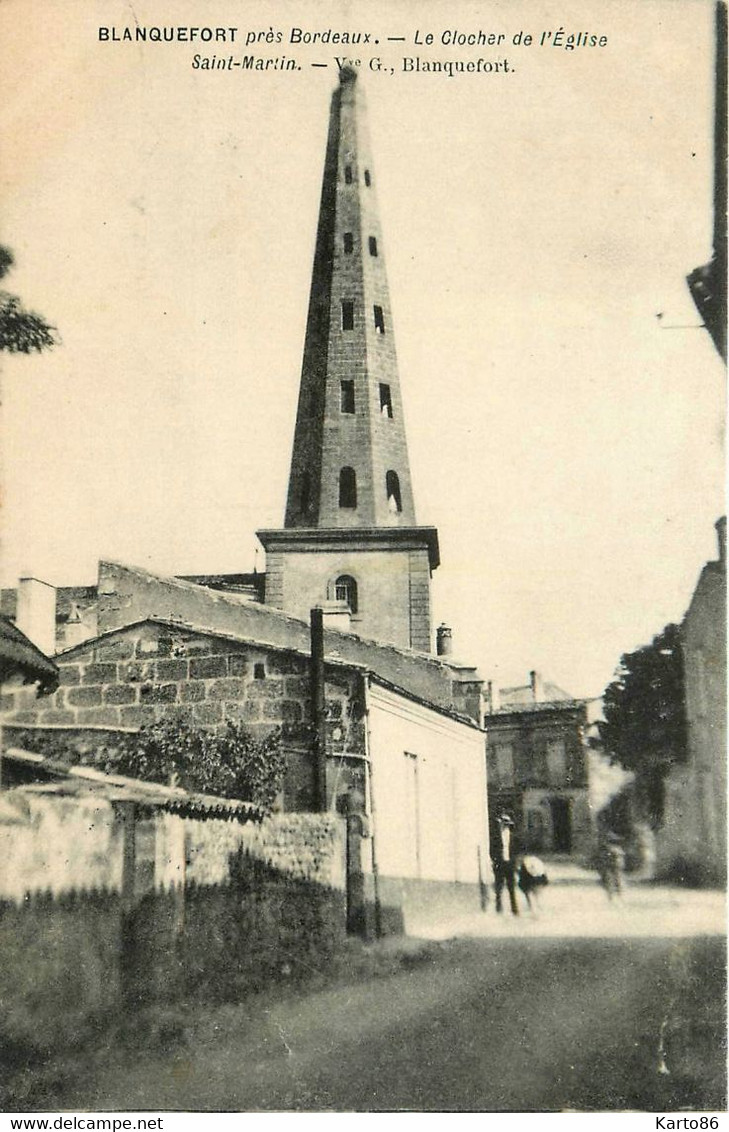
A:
[85,561,484,725]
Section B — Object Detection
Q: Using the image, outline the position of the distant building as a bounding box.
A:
[483,671,592,856]
[687,1,727,361]
[657,518,727,883]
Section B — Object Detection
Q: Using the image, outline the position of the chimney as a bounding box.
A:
[436,623,453,657]
[530,670,544,703]
[16,577,56,657]
[486,680,501,713]
[716,516,726,565]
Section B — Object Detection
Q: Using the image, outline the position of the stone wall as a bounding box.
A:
[1,619,365,811]
[186,812,345,892]
[0,796,346,1051]
[92,560,482,722]
[667,544,727,885]
[0,793,123,901]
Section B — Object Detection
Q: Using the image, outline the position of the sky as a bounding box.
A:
[0,0,724,699]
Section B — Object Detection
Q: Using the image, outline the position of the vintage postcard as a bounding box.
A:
[0,0,725,1117]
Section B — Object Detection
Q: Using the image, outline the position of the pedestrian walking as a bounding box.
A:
[597,832,625,899]
[491,812,520,915]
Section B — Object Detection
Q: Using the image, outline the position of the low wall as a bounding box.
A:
[0,804,346,1052]
[0,891,122,1052]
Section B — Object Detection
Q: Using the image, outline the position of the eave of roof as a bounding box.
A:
[368,673,483,732]
[485,698,587,719]
[3,747,265,824]
[54,615,484,730]
[0,617,59,694]
[96,558,467,672]
[55,615,368,673]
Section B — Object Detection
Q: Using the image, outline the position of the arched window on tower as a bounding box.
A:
[386,470,402,513]
[364,169,371,187]
[339,466,357,509]
[334,574,358,614]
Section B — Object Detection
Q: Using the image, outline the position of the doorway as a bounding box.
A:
[550,797,572,852]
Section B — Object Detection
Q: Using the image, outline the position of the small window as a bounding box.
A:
[254,662,266,680]
[343,232,354,254]
[379,383,393,418]
[341,300,354,331]
[339,466,357,508]
[364,169,371,187]
[368,236,378,257]
[344,165,353,184]
[334,574,358,615]
[373,305,385,334]
[386,470,402,512]
[340,380,355,414]
[493,744,515,785]
[546,740,567,785]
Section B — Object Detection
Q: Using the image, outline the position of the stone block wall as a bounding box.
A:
[92,560,483,724]
[1,619,366,811]
[186,812,345,892]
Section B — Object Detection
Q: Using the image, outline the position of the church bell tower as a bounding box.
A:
[257,67,439,653]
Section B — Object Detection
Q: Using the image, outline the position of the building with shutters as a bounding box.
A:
[483,672,592,857]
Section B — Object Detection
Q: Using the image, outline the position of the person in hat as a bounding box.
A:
[597,830,625,899]
[490,812,521,915]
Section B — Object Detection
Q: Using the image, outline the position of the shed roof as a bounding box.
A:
[2,747,265,824]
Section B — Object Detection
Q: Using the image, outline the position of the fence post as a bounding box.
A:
[118,801,137,1007]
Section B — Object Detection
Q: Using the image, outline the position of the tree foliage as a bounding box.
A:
[600,623,687,825]
[102,721,286,814]
[0,245,58,353]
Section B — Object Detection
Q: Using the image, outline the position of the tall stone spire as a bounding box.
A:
[258,69,439,653]
[284,65,416,529]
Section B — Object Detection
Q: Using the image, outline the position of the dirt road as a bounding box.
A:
[46,878,724,1112]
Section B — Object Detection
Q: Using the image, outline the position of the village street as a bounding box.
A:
[42,866,725,1114]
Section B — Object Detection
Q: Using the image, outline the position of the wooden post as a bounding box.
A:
[310,607,328,812]
[344,794,366,937]
[361,676,383,939]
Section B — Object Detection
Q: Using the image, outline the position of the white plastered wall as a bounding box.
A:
[367,682,490,885]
